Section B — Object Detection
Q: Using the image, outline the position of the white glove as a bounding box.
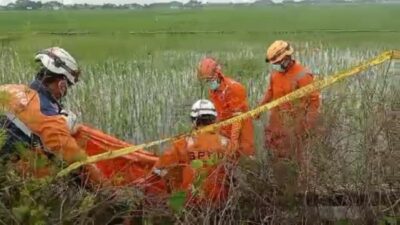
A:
[60,109,79,134]
[153,168,167,177]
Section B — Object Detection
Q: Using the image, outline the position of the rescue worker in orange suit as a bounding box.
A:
[258,40,321,169]
[0,47,101,179]
[154,99,234,204]
[197,57,254,157]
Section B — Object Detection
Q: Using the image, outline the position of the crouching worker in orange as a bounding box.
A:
[0,47,101,180]
[153,100,235,205]
[197,57,254,157]
[258,40,321,169]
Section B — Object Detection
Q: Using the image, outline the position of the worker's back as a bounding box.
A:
[185,131,230,161]
[156,131,232,204]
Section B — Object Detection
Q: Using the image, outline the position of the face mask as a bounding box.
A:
[271,58,292,72]
[271,64,285,72]
[207,79,220,91]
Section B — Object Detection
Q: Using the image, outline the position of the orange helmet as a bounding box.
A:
[197,57,222,80]
[265,40,294,64]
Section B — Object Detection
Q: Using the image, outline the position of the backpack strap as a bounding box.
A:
[5,113,54,158]
[6,113,33,137]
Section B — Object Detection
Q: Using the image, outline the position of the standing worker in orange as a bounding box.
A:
[197,57,254,157]
[259,40,321,167]
[154,99,234,204]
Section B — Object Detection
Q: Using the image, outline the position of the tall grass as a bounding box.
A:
[0,43,399,224]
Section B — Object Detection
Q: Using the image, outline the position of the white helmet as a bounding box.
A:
[190,99,217,118]
[34,47,80,85]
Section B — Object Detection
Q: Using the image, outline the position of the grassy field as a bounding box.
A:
[1,4,400,62]
[1,5,399,143]
[0,5,399,224]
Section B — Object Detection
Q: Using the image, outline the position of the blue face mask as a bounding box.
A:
[207,80,220,90]
[271,58,292,72]
[271,64,285,72]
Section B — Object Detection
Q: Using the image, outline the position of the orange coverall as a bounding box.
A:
[260,61,321,164]
[209,75,255,156]
[155,131,233,204]
[0,84,159,186]
[0,84,86,163]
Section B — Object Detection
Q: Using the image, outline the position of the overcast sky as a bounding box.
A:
[1,0,286,5]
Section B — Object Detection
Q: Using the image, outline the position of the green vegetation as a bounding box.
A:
[0,4,399,224]
[1,5,400,63]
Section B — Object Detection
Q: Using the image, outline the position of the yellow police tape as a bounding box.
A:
[57,50,400,177]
